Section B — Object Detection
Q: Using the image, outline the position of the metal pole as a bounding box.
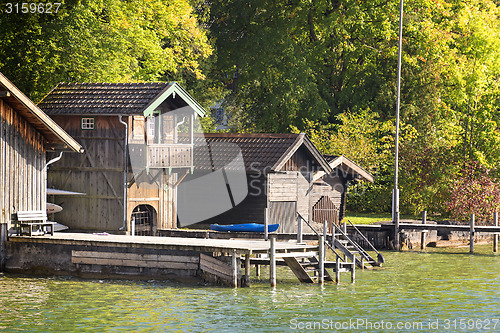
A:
[470,213,475,254]
[421,210,427,250]
[264,208,269,241]
[393,0,404,251]
[494,212,498,253]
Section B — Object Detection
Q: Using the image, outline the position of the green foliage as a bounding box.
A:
[0,0,222,104]
[444,162,500,224]
[291,110,396,213]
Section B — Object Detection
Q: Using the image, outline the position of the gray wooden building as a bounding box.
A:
[181,133,373,232]
[0,72,82,266]
[38,82,206,234]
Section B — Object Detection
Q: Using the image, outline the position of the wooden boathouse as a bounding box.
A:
[38,82,207,234]
[0,72,82,269]
[180,133,373,233]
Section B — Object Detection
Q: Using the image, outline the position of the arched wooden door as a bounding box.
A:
[312,196,339,233]
[131,204,157,236]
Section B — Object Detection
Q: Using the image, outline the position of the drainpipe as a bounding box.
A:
[118,116,128,233]
[45,152,63,210]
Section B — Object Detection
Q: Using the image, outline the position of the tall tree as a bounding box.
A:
[0,0,219,105]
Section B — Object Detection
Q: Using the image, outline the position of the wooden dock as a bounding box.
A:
[7,232,351,287]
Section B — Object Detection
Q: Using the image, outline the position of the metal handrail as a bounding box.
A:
[297,213,344,262]
[347,220,385,264]
[333,223,370,259]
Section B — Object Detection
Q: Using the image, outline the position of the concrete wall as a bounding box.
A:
[5,237,201,281]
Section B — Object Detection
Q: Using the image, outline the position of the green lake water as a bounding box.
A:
[1,245,500,332]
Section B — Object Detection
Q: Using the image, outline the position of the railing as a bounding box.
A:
[147,144,193,168]
[296,213,344,262]
[347,219,385,264]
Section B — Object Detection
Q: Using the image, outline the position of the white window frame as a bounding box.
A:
[81,117,95,130]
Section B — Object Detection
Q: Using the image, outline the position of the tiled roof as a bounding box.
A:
[193,133,301,172]
[38,82,172,115]
[323,154,340,163]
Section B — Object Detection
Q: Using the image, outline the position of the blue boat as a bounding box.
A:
[210,223,279,233]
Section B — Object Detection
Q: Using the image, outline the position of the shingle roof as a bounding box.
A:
[193,133,310,172]
[323,154,340,163]
[38,82,174,115]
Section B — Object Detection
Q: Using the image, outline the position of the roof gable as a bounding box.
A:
[314,155,374,182]
[38,81,206,117]
[0,72,82,152]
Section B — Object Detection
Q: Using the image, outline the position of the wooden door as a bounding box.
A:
[269,201,296,233]
[312,196,339,233]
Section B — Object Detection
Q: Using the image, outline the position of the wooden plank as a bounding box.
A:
[71,256,198,270]
[199,253,233,279]
[276,251,318,258]
[283,257,315,283]
[71,251,199,263]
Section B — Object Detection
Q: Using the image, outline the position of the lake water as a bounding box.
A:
[1,245,499,332]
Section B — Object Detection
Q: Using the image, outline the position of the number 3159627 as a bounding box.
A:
[5,3,61,14]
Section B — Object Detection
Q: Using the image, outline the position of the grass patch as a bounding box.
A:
[344,213,420,225]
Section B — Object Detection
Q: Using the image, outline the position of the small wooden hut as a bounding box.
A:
[38,82,206,234]
[0,72,82,231]
[180,133,373,232]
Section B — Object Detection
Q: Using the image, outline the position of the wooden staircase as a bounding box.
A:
[282,252,334,283]
[279,214,385,284]
[331,224,381,269]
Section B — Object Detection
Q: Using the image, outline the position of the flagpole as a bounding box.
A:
[393,0,404,251]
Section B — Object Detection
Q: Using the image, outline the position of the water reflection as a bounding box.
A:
[0,246,499,332]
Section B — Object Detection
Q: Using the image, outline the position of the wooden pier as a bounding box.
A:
[5,232,361,287]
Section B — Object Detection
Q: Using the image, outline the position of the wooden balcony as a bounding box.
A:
[147,144,193,168]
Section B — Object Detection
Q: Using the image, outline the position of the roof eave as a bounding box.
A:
[271,134,332,173]
[0,73,83,153]
[330,155,374,182]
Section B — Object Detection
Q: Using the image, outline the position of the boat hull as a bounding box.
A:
[210,223,279,233]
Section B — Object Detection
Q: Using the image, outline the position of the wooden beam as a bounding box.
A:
[269,236,276,287]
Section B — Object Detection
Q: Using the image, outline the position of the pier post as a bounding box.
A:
[335,257,340,284]
[269,235,276,287]
[319,234,325,285]
[0,222,6,272]
[470,214,475,254]
[297,214,303,244]
[421,210,427,250]
[494,212,498,253]
[351,255,356,284]
[256,264,260,277]
[264,208,269,241]
[232,249,238,288]
[244,254,251,287]
[323,221,328,244]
